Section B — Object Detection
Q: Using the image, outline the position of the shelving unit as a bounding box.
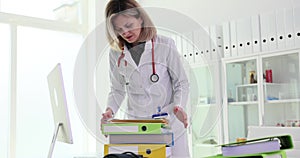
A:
[222,49,300,143]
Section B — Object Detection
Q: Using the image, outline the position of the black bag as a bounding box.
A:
[103,151,142,158]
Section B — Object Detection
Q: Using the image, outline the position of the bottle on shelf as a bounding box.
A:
[249,71,257,84]
[265,61,273,83]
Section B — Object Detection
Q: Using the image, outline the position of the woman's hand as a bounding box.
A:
[173,106,188,128]
[101,108,114,124]
[100,108,114,137]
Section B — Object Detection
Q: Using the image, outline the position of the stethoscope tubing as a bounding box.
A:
[117,38,159,83]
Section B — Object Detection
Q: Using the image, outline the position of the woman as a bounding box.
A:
[101,0,190,157]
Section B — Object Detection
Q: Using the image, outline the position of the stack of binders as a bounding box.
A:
[102,119,173,158]
[206,135,293,158]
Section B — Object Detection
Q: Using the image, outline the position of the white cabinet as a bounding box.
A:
[222,49,300,143]
[261,51,300,127]
[222,56,261,143]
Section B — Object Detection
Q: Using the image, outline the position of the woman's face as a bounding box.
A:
[113,14,143,44]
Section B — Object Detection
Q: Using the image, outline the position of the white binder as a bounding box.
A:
[193,29,205,64]
[251,15,261,53]
[236,17,253,55]
[260,11,277,51]
[186,31,195,64]
[181,34,189,64]
[260,11,277,52]
[276,8,286,50]
[209,25,223,60]
[294,6,300,48]
[230,20,238,57]
[285,7,295,49]
[259,12,269,52]
[222,22,231,58]
[174,35,183,61]
[268,11,278,51]
[203,26,211,61]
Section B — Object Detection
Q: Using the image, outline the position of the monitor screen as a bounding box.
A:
[47,63,73,144]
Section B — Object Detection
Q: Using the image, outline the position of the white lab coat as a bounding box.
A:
[107,35,190,158]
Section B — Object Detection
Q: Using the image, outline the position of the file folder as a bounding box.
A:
[222,139,280,156]
[175,35,184,61]
[109,132,174,146]
[251,15,261,53]
[203,26,212,61]
[186,31,195,64]
[102,122,169,135]
[229,20,238,57]
[285,7,295,49]
[108,119,167,123]
[181,34,189,64]
[209,25,223,60]
[193,29,205,64]
[267,11,278,51]
[222,22,231,58]
[206,150,287,158]
[220,135,293,157]
[260,11,277,52]
[236,17,253,55]
[294,6,300,48]
[276,8,286,50]
[104,144,171,158]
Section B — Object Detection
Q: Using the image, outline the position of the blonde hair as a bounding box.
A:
[105,0,157,51]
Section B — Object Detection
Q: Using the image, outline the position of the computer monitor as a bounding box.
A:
[47,63,73,158]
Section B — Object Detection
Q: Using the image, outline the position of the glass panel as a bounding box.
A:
[1,0,81,23]
[226,59,258,103]
[228,104,259,142]
[0,23,10,158]
[262,52,300,127]
[190,64,221,157]
[16,26,84,158]
[225,59,259,142]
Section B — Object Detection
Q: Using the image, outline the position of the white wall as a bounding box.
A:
[140,0,300,26]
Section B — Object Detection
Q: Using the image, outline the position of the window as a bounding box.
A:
[0,23,10,158]
[16,26,84,157]
[1,0,81,23]
[0,0,100,157]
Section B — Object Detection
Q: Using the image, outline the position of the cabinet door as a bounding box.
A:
[189,64,222,157]
[223,58,260,142]
[262,51,300,127]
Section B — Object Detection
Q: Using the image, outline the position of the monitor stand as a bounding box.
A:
[48,123,63,158]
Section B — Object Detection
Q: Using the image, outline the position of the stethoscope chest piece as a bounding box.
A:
[150,73,159,83]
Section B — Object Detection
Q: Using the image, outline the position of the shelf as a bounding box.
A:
[194,104,217,108]
[265,99,300,104]
[228,101,258,106]
[236,83,258,88]
[263,83,285,86]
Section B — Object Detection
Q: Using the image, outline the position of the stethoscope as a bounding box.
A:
[117,38,159,83]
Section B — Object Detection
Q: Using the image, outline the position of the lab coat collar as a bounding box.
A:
[123,45,137,68]
[123,39,152,68]
[144,39,152,51]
